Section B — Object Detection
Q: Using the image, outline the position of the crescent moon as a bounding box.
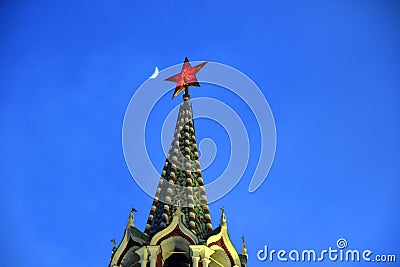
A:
[149,66,159,79]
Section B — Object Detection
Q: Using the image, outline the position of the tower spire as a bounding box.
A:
[109,58,248,267]
[145,59,212,238]
[144,101,213,238]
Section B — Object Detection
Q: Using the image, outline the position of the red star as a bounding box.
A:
[165,57,208,99]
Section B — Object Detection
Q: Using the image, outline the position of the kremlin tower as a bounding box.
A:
[109,58,248,267]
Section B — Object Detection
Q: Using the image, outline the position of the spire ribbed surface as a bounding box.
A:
[144,100,212,239]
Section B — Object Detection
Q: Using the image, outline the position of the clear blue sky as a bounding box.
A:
[1,1,399,266]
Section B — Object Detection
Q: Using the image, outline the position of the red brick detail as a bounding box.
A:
[157,253,162,267]
[155,225,196,245]
[116,238,140,265]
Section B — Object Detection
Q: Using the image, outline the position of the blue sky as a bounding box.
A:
[1,1,399,266]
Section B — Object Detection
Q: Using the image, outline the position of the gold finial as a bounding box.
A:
[219,206,226,226]
[183,85,190,101]
[110,239,117,253]
[127,207,137,228]
[241,235,248,257]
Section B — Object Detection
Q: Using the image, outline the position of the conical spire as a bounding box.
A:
[144,100,212,239]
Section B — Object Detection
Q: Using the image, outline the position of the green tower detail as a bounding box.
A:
[144,100,213,239]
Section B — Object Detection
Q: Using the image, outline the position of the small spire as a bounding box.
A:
[127,207,137,228]
[110,239,117,254]
[241,235,248,257]
[219,207,226,226]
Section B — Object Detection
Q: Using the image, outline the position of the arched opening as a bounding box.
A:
[163,253,191,267]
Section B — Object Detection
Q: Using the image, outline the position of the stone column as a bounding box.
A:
[135,247,149,267]
[140,259,148,267]
[202,258,211,267]
[202,247,215,267]
[192,256,200,267]
[190,245,205,267]
[189,245,215,267]
[147,245,161,267]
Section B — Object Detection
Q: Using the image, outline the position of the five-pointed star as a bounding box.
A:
[165,57,208,98]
